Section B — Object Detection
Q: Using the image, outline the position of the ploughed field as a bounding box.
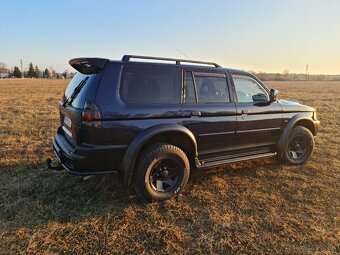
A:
[0,79,339,254]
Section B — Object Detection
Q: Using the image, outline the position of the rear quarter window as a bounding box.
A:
[120,65,181,104]
[63,72,97,108]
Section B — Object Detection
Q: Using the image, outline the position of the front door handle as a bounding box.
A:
[241,110,249,119]
[242,110,249,115]
[191,111,201,117]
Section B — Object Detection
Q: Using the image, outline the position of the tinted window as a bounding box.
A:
[120,66,181,104]
[194,73,230,103]
[184,71,196,103]
[232,75,269,103]
[63,72,95,108]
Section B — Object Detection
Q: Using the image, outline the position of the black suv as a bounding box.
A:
[47,55,320,201]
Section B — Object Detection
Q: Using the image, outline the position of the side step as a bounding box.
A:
[197,152,277,169]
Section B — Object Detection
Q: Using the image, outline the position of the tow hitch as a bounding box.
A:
[46,158,64,171]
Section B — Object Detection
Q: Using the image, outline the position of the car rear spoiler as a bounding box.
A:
[69,58,109,74]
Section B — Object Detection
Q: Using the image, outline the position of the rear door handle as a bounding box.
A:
[191,111,201,117]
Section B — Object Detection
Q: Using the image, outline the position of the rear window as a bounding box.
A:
[62,72,96,108]
[120,66,181,104]
[184,72,230,103]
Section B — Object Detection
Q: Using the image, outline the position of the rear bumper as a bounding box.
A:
[49,127,124,175]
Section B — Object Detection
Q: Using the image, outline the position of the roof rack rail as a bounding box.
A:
[122,55,221,67]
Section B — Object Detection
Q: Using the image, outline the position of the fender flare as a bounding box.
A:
[120,124,198,186]
[277,114,315,157]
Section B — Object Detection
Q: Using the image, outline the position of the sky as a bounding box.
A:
[1,0,339,74]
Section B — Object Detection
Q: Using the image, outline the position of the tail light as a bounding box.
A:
[82,100,102,128]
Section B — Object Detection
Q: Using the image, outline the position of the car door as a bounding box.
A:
[181,70,237,160]
[230,72,283,150]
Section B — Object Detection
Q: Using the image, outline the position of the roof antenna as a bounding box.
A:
[177,49,190,59]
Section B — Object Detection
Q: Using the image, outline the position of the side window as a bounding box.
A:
[120,66,181,104]
[232,75,269,103]
[194,73,230,103]
[184,71,196,103]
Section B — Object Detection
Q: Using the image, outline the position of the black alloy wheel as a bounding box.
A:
[133,143,190,201]
[287,135,308,160]
[149,158,182,192]
[282,126,314,165]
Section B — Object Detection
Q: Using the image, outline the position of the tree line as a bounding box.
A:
[1,61,73,79]
[249,70,340,81]
[2,61,339,81]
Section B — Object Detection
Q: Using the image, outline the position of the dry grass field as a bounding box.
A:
[0,79,339,254]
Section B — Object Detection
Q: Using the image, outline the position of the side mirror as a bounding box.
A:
[270,88,278,103]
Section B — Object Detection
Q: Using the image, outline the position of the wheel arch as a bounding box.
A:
[120,124,198,186]
[295,119,316,136]
[277,114,315,157]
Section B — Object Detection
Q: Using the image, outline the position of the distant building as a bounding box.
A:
[0,73,10,78]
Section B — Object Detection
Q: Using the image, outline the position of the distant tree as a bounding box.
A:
[274,73,282,81]
[13,66,22,78]
[34,65,40,78]
[28,62,35,78]
[62,70,69,79]
[51,70,56,79]
[314,74,326,81]
[282,69,290,79]
[43,68,50,79]
[0,62,8,73]
[49,66,56,79]
[256,71,266,80]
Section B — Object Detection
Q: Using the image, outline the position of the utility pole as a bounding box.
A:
[20,59,24,78]
[306,64,309,81]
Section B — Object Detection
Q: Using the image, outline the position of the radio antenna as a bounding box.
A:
[177,49,190,59]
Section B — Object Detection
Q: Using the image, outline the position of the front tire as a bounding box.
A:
[281,126,314,165]
[133,143,190,202]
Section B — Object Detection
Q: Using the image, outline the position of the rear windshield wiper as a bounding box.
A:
[63,77,89,107]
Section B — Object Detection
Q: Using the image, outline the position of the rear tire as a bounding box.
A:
[281,126,314,165]
[133,143,190,202]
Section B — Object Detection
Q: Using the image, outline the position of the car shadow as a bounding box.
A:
[0,158,283,232]
[0,162,139,232]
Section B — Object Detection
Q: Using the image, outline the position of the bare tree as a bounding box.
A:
[49,66,56,79]
[283,69,290,78]
[0,62,8,73]
[62,70,69,79]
